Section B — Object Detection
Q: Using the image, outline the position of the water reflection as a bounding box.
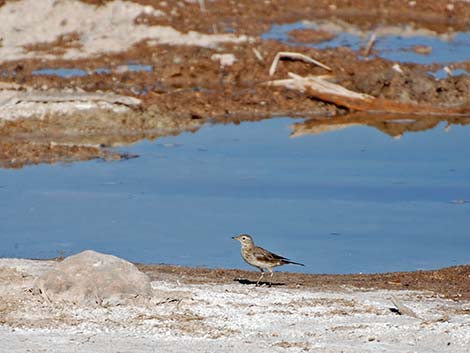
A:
[2,112,469,169]
[0,117,469,274]
[262,20,470,65]
[291,113,470,138]
[0,108,202,169]
[31,64,152,78]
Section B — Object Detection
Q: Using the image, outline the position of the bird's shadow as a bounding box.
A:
[234,278,285,287]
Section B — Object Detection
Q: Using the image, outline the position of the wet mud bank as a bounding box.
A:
[1,0,470,166]
[140,263,470,302]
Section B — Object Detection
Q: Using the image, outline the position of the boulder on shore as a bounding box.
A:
[35,250,152,306]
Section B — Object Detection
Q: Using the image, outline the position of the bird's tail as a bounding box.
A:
[286,260,304,266]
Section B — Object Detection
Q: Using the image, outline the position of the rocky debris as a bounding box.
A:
[0,88,141,121]
[35,250,152,306]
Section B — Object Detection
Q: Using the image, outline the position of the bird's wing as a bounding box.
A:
[253,246,288,262]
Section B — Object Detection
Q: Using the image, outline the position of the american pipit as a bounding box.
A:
[232,234,304,285]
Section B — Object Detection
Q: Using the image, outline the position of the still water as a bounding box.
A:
[0,118,469,273]
[262,20,470,67]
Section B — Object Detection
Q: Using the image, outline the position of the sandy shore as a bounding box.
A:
[1,258,469,353]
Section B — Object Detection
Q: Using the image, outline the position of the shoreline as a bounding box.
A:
[139,263,470,301]
[9,257,470,301]
[1,257,469,353]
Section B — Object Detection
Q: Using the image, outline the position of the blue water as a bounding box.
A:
[31,64,152,78]
[94,68,112,75]
[125,64,153,72]
[428,68,469,80]
[32,68,88,78]
[262,21,470,65]
[0,118,469,274]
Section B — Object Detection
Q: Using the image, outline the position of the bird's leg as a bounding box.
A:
[256,270,265,286]
[268,269,274,287]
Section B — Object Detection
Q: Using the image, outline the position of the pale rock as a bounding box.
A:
[35,250,152,306]
[211,53,237,67]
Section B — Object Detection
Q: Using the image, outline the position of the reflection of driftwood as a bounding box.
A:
[267,73,470,116]
[269,52,332,76]
[290,112,470,138]
[391,295,420,319]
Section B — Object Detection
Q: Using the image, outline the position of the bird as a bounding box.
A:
[232,233,304,285]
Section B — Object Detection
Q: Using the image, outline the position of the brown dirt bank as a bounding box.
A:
[81,0,470,35]
[2,0,470,168]
[6,41,470,118]
[0,105,201,168]
[138,263,470,302]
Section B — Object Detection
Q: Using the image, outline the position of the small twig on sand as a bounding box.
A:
[198,0,206,12]
[363,33,377,57]
[391,295,420,319]
[252,47,264,63]
[154,297,183,306]
[269,51,332,76]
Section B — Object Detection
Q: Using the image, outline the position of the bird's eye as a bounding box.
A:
[242,237,246,240]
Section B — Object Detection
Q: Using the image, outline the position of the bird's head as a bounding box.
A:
[232,234,254,247]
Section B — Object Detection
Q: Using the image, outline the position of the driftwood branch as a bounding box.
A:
[269,52,332,76]
[266,72,470,116]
